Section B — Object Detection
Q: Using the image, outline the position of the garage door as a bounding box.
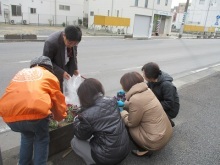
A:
[133,15,151,38]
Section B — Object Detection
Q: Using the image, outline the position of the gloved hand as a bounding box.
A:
[117,100,124,112]
[117,100,125,107]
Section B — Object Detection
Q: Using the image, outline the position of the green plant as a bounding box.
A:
[62,22,66,27]
[49,104,78,130]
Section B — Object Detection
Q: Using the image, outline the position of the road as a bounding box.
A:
[0,38,220,152]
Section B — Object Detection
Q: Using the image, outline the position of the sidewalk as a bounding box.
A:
[2,65,220,165]
[0,23,197,42]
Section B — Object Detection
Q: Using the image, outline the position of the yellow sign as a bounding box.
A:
[184,25,215,32]
[94,15,130,27]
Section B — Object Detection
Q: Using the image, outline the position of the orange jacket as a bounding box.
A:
[0,66,67,123]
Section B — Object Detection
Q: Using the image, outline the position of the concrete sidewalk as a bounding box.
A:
[2,66,220,165]
[0,23,197,42]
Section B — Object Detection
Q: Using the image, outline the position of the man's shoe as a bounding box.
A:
[131,150,153,157]
[170,119,175,127]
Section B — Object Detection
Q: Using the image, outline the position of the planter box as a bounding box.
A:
[22,34,37,40]
[4,34,22,39]
[49,122,74,157]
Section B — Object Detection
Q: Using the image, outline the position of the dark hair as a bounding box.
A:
[77,78,105,108]
[142,62,161,79]
[64,25,82,42]
[120,72,144,92]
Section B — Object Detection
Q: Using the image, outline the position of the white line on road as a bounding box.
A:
[191,67,208,73]
[122,66,143,71]
[18,60,31,63]
[211,63,220,67]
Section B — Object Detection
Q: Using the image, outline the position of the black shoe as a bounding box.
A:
[131,150,153,157]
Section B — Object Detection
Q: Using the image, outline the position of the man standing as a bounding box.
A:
[43,25,82,90]
[0,56,67,165]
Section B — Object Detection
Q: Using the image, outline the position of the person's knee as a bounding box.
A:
[71,137,77,151]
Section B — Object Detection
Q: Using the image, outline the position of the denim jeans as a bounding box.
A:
[7,117,49,165]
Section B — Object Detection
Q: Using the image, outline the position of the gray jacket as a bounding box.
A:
[43,31,78,84]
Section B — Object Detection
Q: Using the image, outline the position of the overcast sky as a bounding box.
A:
[171,0,192,7]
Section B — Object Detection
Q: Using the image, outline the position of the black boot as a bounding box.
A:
[169,119,175,127]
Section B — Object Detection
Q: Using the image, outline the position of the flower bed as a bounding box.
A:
[48,104,78,157]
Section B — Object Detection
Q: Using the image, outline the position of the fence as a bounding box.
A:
[1,13,84,27]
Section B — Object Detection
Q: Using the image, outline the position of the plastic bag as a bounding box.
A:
[63,75,83,106]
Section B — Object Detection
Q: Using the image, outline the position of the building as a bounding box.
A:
[187,0,220,30]
[84,0,173,37]
[0,0,83,26]
[0,0,173,37]
[172,3,189,29]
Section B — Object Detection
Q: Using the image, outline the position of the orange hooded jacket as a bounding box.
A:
[0,66,67,123]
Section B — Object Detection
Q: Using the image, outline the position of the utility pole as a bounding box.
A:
[204,0,212,36]
[111,0,114,16]
[148,0,156,38]
[178,0,190,38]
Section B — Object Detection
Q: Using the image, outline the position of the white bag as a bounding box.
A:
[63,75,83,106]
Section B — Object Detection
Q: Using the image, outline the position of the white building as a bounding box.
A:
[172,3,188,29]
[0,0,83,25]
[84,0,173,37]
[187,0,220,30]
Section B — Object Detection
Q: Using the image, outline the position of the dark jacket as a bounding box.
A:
[73,95,130,165]
[147,71,180,118]
[43,31,78,86]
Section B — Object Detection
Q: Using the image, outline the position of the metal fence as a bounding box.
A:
[3,13,84,27]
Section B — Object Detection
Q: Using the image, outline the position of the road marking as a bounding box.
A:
[122,66,143,71]
[211,63,220,67]
[191,67,208,73]
[18,60,31,63]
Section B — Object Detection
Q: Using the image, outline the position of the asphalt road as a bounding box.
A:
[0,38,220,96]
[0,38,220,165]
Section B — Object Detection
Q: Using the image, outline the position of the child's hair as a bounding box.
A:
[120,72,144,92]
[77,78,105,108]
[142,62,161,79]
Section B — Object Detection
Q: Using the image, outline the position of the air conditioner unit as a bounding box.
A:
[22,20,29,25]
[10,20,16,24]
